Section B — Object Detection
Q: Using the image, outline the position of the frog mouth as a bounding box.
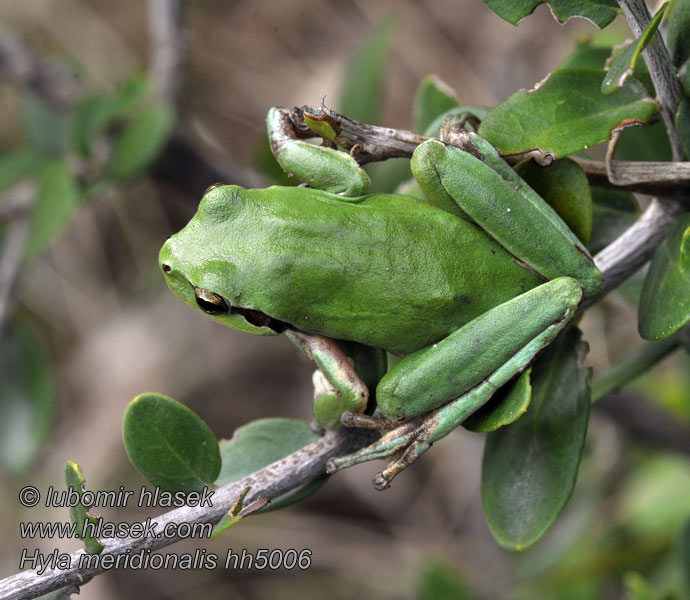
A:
[193,286,289,333]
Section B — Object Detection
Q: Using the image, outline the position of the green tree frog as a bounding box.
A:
[159,106,602,489]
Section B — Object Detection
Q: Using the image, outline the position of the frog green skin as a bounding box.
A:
[159,106,602,489]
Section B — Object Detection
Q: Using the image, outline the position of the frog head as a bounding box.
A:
[159,185,287,336]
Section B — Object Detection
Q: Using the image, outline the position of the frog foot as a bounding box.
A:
[326,410,443,490]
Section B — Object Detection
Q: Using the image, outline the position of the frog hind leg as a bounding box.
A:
[327,277,582,490]
[411,136,603,299]
[266,107,370,197]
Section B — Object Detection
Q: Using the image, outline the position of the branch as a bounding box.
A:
[297,106,690,196]
[147,0,184,105]
[0,429,377,600]
[618,0,686,161]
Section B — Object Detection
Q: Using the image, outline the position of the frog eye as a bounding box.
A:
[204,183,225,195]
[194,287,229,315]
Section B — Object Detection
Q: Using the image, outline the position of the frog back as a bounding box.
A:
[203,186,542,355]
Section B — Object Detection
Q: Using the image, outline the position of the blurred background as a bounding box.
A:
[1,0,689,598]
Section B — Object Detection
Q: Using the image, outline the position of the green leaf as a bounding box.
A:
[71,76,151,156]
[515,158,593,244]
[588,188,639,255]
[481,327,591,550]
[123,393,221,492]
[478,68,656,159]
[210,487,250,539]
[676,98,690,160]
[615,119,672,162]
[417,561,477,600]
[638,214,690,340]
[601,3,667,95]
[65,461,104,554]
[20,93,71,156]
[339,18,397,124]
[0,146,45,193]
[0,322,53,474]
[106,105,175,181]
[667,0,690,68]
[216,418,327,511]
[558,40,611,70]
[464,369,531,433]
[483,0,619,28]
[25,160,81,260]
[413,75,459,134]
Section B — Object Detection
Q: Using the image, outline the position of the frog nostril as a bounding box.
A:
[162,263,172,273]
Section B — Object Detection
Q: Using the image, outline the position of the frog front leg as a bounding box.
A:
[286,331,387,430]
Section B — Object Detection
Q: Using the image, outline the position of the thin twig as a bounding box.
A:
[0,429,376,600]
[0,183,35,340]
[618,0,686,161]
[147,0,184,105]
[300,106,690,195]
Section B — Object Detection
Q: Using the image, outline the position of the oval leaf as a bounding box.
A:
[217,418,327,511]
[25,160,80,260]
[0,322,53,474]
[464,368,531,433]
[515,158,593,244]
[123,393,221,492]
[483,0,619,28]
[339,18,397,124]
[615,120,672,162]
[65,461,104,554]
[106,105,175,181]
[481,327,591,550]
[667,0,690,68]
[601,3,667,95]
[638,214,690,340]
[413,75,459,134]
[478,68,656,159]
